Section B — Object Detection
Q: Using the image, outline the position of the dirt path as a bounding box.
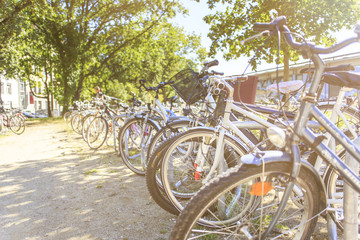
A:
[0,119,344,240]
[0,120,175,240]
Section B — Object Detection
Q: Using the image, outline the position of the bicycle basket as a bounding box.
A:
[170,69,207,105]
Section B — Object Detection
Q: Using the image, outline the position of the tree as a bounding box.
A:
[0,0,34,52]
[1,12,58,117]
[1,0,207,113]
[0,0,37,103]
[25,0,188,113]
[101,22,206,102]
[202,0,360,81]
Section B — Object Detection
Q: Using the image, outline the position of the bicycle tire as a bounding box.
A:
[147,119,196,165]
[86,116,109,149]
[63,111,71,121]
[71,113,82,134]
[145,120,198,214]
[323,148,360,232]
[81,114,96,142]
[118,117,160,175]
[146,134,183,215]
[10,115,25,135]
[170,162,323,240]
[157,127,248,214]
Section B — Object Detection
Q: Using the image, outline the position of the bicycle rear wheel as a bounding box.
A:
[170,162,323,240]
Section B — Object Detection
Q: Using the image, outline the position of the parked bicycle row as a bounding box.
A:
[0,104,26,135]
[64,16,360,239]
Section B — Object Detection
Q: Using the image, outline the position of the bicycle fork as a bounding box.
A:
[193,129,226,183]
[259,143,302,239]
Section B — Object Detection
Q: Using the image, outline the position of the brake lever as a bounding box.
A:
[240,30,270,45]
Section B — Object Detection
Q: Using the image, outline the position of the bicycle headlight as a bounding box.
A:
[267,127,286,148]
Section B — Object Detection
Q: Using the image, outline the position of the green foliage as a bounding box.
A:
[0,0,207,113]
[203,0,360,70]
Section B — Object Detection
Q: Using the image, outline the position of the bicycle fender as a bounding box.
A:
[125,116,161,130]
[241,151,290,165]
[241,150,327,211]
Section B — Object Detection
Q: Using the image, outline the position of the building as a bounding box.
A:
[0,76,61,116]
[248,52,360,102]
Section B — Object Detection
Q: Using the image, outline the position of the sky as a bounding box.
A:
[172,0,359,76]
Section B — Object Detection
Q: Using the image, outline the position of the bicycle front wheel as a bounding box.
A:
[323,149,360,233]
[82,114,96,142]
[71,113,83,134]
[170,162,323,240]
[118,117,160,175]
[160,128,248,213]
[86,116,108,149]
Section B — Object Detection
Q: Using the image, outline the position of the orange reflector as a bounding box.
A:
[249,181,274,196]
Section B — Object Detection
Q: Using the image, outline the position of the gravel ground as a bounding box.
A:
[0,119,175,240]
[0,119,345,240]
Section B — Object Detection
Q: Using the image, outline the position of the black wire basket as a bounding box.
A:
[170,69,207,105]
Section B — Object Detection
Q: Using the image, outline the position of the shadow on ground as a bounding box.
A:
[0,121,174,240]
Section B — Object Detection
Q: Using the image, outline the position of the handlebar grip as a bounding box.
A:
[253,16,287,32]
[205,59,219,68]
[253,23,271,32]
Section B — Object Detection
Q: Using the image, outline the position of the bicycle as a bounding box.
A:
[0,105,26,135]
[86,95,140,151]
[117,78,193,175]
[170,16,360,239]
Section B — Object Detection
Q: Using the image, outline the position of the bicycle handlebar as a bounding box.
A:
[138,79,174,92]
[204,59,219,68]
[251,16,360,55]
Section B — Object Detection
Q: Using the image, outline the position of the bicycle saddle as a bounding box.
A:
[322,71,360,90]
[266,80,304,94]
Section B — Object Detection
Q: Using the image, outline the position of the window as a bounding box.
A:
[20,96,26,108]
[39,101,42,110]
[7,83,12,94]
[20,81,25,93]
[0,82,3,94]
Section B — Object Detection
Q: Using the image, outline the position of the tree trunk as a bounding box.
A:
[62,75,71,115]
[73,60,85,102]
[44,81,52,117]
[73,75,84,102]
[46,93,52,117]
